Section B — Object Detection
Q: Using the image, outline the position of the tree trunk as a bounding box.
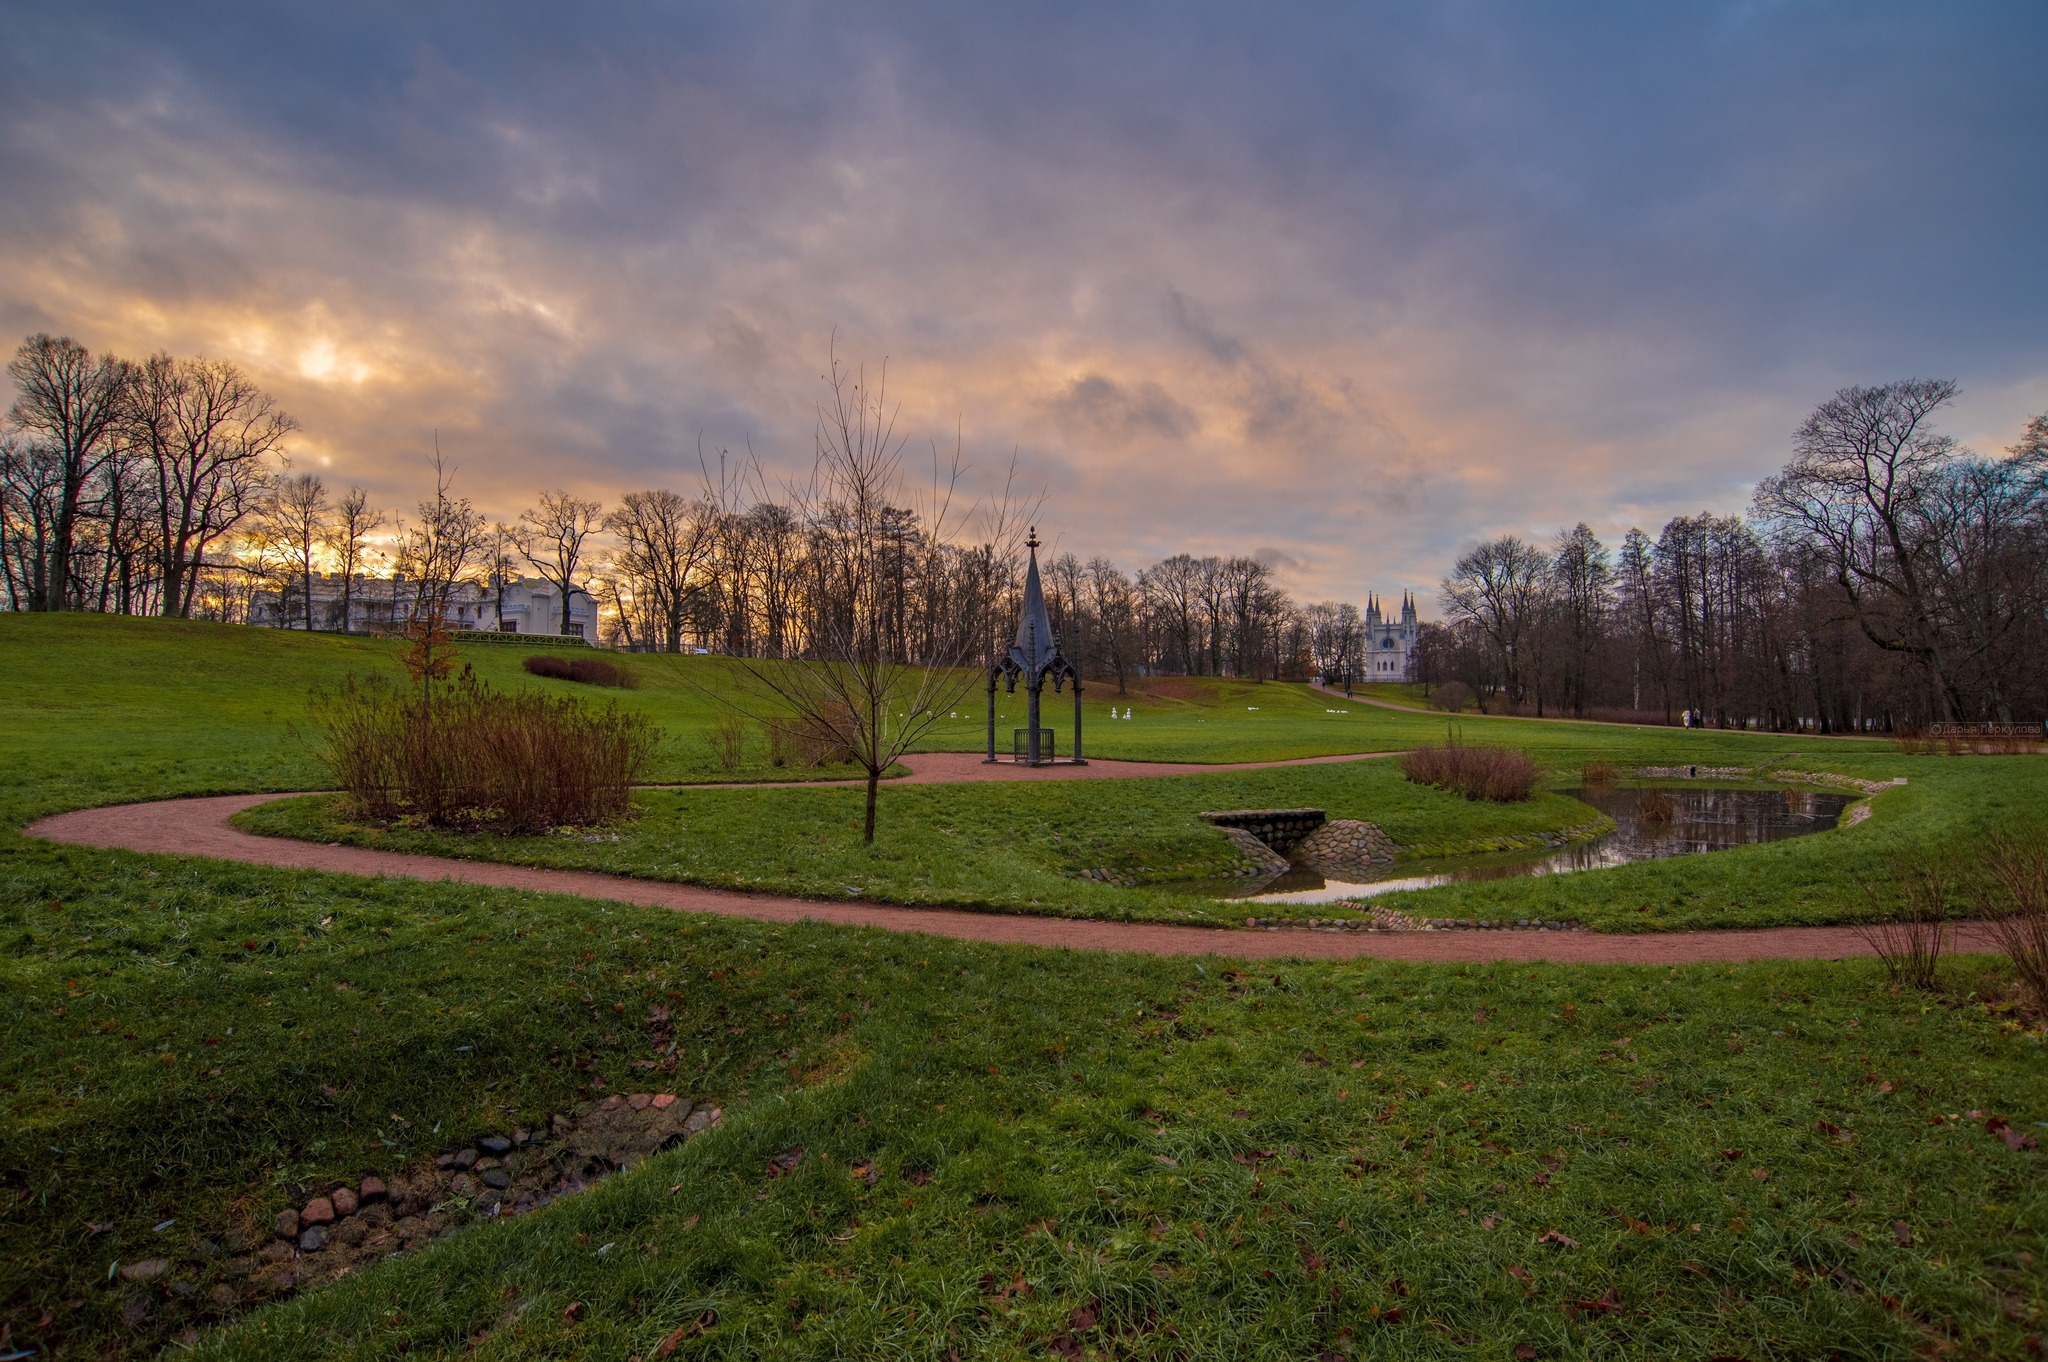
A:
[863,768,879,844]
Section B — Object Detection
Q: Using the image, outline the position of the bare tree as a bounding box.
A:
[1085,556,1137,694]
[1550,523,1611,717]
[6,334,133,611]
[264,472,329,630]
[518,489,603,637]
[1440,534,1551,705]
[327,486,385,632]
[1754,379,1967,716]
[0,434,60,611]
[607,488,715,651]
[723,351,1028,843]
[127,352,297,618]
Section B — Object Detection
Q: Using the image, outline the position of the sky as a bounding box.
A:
[3,1,2045,606]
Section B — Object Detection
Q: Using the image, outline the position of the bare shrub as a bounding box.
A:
[708,713,750,770]
[316,666,658,832]
[1401,735,1537,802]
[1974,828,2048,1017]
[1582,761,1617,787]
[523,654,636,688]
[1854,854,1952,991]
[1433,681,1475,714]
[1637,790,1676,823]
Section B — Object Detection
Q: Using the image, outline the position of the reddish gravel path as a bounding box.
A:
[26,792,1992,964]
[662,748,1408,790]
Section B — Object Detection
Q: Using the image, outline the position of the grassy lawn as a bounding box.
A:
[4,614,2046,1358]
[235,762,1606,926]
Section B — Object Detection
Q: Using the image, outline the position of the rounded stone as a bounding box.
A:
[359,1176,388,1202]
[298,1224,329,1253]
[331,1187,359,1217]
[300,1196,335,1225]
[273,1209,300,1240]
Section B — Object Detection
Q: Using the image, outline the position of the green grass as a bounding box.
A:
[235,762,1605,926]
[4,614,2046,1359]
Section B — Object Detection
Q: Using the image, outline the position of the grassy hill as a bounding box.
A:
[3,614,2045,1360]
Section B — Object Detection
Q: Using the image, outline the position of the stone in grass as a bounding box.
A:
[299,1225,330,1253]
[359,1175,388,1203]
[331,1187,359,1217]
[273,1209,300,1240]
[452,1148,479,1170]
[301,1196,336,1225]
[118,1259,171,1282]
[481,1169,511,1190]
[479,1135,512,1155]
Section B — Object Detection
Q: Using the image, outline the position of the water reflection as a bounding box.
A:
[1184,785,1856,906]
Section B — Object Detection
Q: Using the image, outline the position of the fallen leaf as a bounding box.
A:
[1985,1117,2038,1151]
[1538,1230,1578,1249]
[903,1168,933,1186]
[1750,1167,1769,1182]
[562,1302,584,1325]
[1515,1346,1537,1360]
[1565,1287,1621,1318]
[1721,1149,1743,1161]
[1507,1264,1532,1281]
[1892,1220,1913,1247]
[1386,1276,1408,1296]
[1481,1215,1498,1230]
[1068,1304,1097,1331]
[1530,1172,1551,1187]
[1153,1155,1178,1168]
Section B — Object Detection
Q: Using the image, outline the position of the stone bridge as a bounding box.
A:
[1198,808,1328,856]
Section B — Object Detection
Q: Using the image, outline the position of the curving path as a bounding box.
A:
[661,748,1408,790]
[26,789,1995,965]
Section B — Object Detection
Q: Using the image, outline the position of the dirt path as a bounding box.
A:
[27,794,1991,964]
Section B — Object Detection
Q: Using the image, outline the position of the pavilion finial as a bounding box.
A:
[1026,526,1040,551]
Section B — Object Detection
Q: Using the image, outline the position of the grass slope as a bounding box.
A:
[236,762,1602,926]
[3,614,2045,1359]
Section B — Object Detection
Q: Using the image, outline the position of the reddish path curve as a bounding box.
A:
[664,748,1408,790]
[27,786,1990,965]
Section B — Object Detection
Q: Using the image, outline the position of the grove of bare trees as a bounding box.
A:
[1427,381,2048,730]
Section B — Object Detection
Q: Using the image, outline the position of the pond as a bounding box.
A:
[1177,785,1858,906]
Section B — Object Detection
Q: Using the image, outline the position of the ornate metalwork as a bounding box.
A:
[986,528,1085,765]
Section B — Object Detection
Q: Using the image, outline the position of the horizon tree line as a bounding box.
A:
[11,335,2042,726]
[1424,380,2048,730]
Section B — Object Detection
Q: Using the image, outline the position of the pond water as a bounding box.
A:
[1175,785,1858,906]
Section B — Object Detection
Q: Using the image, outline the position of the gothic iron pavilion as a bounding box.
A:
[985,528,1085,765]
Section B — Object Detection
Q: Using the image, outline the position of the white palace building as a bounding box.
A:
[252,572,600,638]
[1361,592,1420,682]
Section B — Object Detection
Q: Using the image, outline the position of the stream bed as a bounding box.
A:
[1174,785,1857,906]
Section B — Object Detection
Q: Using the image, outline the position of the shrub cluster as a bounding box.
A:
[1400,738,1537,802]
[523,654,637,688]
[317,666,658,832]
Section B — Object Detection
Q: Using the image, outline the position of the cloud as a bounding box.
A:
[1042,373,1197,443]
[1,1,2043,608]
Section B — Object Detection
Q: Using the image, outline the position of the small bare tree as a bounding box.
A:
[722,350,1032,842]
[326,486,384,632]
[518,489,603,636]
[392,447,488,717]
[264,471,329,630]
